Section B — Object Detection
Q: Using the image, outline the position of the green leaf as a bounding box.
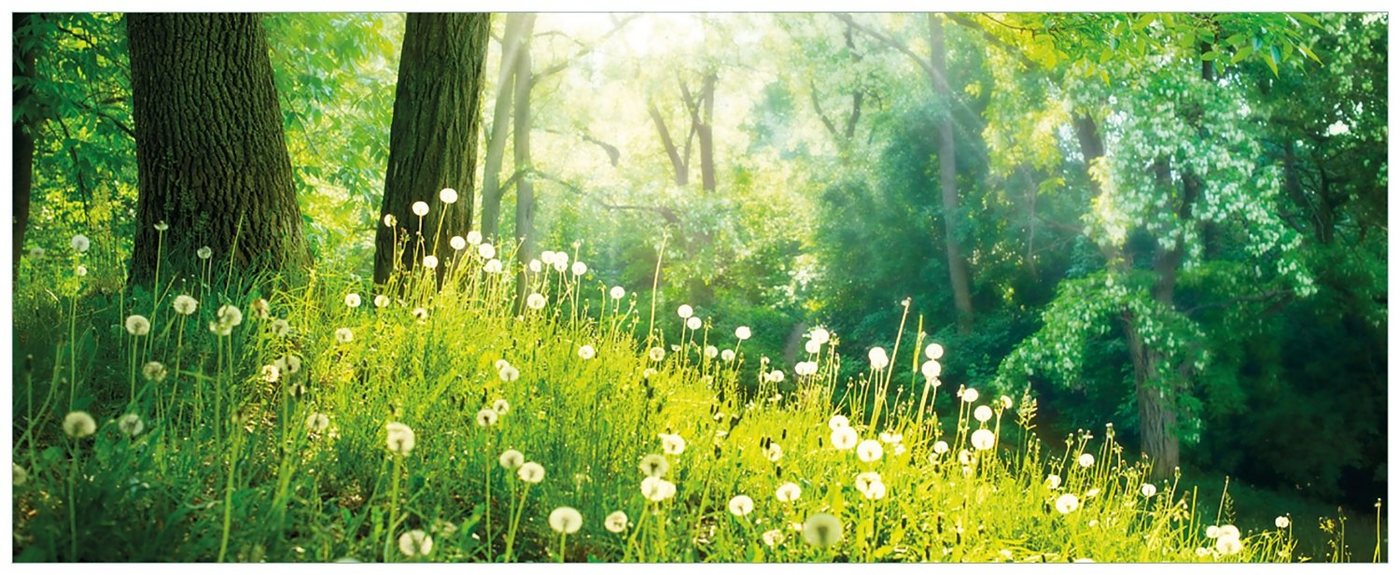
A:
[1268,45,1282,75]
[1290,12,1324,29]
[1231,45,1255,65]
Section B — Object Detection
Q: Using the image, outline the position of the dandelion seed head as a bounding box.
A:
[933,441,950,455]
[735,326,751,341]
[809,327,830,346]
[498,449,524,470]
[604,510,629,533]
[526,293,547,310]
[261,364,280,383]
[412,307,429,320]
[640,476,676,502]
[1055,493,1081,514]
[862,480,887,500]
[705,345,719,359]
[217,304,243,327]
[271,318,291,337]
[306,412,330,434]
[117,413,144,437]
[411,201,430,217]
[1217,525,1240,540]
[197,246,213,260]
[609,285,626,300]
[721,349,735,362]
[578,345,596,360]
[1141,483,1158,498]
[856,439,884,463]
[639,453,670,478]
[385,422,416,456]
[831,426,858,451]
[867,347,889,370]
[125,315,151,336]
[1045,474,1062,490]
[71,234,90,253]
[829,415,850,430]
[374,294,390,308]
[1215,534,1243,555]
[344,293,362,308]
[686,316,702,330]
[549,506,583,534]
[571,261,587,276]
[398,530,432,557]
[727,495,755,517]
[483,258,503,273]
[855,471,882,494]
[804,340,821,354]
[62,411,96,438]
[794,360,817,376]
[142,361,168,382]
[767,370,785,383]
[383,214,397,227]
[335,327,353,344]
[438,187,458,204]
[970,429,996,451]
[1206,525,1220,538]
[173,295,199,315]
[475,408,499,428]
[658,433,686,455]
[765,442,783,462]
[422,255,438,269]
[450,236,466,250]
[925,343,944,360]
[677,304,694,319]
[478,243,496,260]
[801,513,842,547]
[762,529,784,547]
[1276,516,1290,529]
[1077,453,1095,468]
[775,482,802,503]
[517,461,545,484]
[492,398,510,414]
[961,388,979,403]
[973,405,993,423]
[498,365,520,382]
[466,231,482,245]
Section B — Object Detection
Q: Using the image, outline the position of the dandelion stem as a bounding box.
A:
[503,483,532,562]
[68,439,81,561]
[383,455,403,562]
[216,428,242,562]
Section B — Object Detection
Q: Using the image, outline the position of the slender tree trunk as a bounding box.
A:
[649,102,688,186]
[480,14,530,243]
[928,14,975,333]
[374,13,490,285]
[697,71,717,193]
[13,13,38,273]
[512,20,537,307]
[126,14,308,283]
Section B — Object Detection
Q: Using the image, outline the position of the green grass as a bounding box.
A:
[9,230,1373,563]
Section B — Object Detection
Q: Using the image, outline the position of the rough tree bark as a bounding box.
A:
[13,13,38,273]
[126,13,308,283]
[928,15,975,333]
[374,13,490,285]
[479,14,531,243]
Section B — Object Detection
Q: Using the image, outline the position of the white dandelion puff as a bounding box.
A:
[721,349,735,362]
[686,316,702,331]
[604,511,628,533]
[398,530,432,557]
[867,347,889,370]
[438,188,458,204]
[809,327,830,345]
[261,364,280,383]
[549,506,583,534]
[831,426,858,451]
[856,439,884,463]
[492,399,510,414]
[422,255,438,269]
[450,236,466,250]
[639,453,670,478]
[526,293,547,310]
[483,259,503,273]
[125,315,151,336]
[925,343,944,360]
[640,476,676,502]
[970,429,996,451]
[197,246,213,260]
[649,347,665,362]
[658,433,686,455]
[735,326,751,341]
[344,293,362,308]
[62,411,96,438]
[1055,493,1081,514]
[578,345,596,360]
[142,361,168,382]
[385,422,416,456]
[475,408,499,428]
[117,413,144,437]
[609,286,626,300]
[571,261,587,276]
[802,513,842,547]
[727,495,755,517]
[306,412,330,434]
[517,461,545,484]
[71,234,90,253]
[466,231,482,245]
[172,295,199,315]
[1141,483,1158,498]
[677,304,694,319]
[498,449,524,470]
[829,415,850,430]
[478,243,496,259]
[1077,453,1095,468]
[974,405,993,423]
[335,327,353,344]
[775,482,802,503]
[411,201,430,217]
[383,214,397,227]
[1046,474,1062,490]
[961,388,979,403]
[374,294,390,308]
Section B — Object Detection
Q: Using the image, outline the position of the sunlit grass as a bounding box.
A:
[9,205,1367,562]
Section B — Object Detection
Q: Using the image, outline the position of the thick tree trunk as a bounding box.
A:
[928,15,975,333]
[126,14,308,283]
[13,14,37,273]
[480,14,530,243]
[513,20,537,306]
[374,13,490,285]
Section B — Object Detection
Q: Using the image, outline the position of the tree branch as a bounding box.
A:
[832,13,940,86]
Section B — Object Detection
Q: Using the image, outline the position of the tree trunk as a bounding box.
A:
[697,71,717,193]
[512,18,537,306]
[480,14,530,243]
[928,15,975,333]
[126,14,308,283]
[374,13,490,285]
[13,13,38,273]
[649,102,688,186]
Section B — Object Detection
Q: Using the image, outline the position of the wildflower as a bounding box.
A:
[677,304,694,319]
[439,187,458,204]
[29,246,44,259]
[762,529,784,547]
[466,231,482,245]
[958,450,972,465]
[142,361,168,382]
[345,293,362,308]
[475,408,499,428]
[640,476,677,502]
[549,506,583,534]
[528,259,542,272]
[412,307,429,320]
[1055,493,1081,514]
[63,411,96,438]
[498,449,524,470]
[768,370,785,383]
[335,327,353,344]
[862,480,887,500]
[610,286,626,300]
[493,399,510,414]
[251,298,270,319]
[578,345,596,360]
[1085,488,1100,498]
[604,511,629,533]
[802,513,842,547]
[383,214,397,227]
[483,259,503,273]
[961,388,979,403]
[422,255,438,269]
[1045,474,1062,490]
[197,246,212,260]
[659,433,686,455]
[1000,395,1014,409]
[411,201,429,217]
[804,340,821,354]
[117,413,144,437]
[793,361,818,376]
[721,349,735,362]
[261,364,280,383]
[517,462,545,484]
[270,318,291,337]
[75,265,87,276]
[398,529,432,558]
[925,343,944,360]
[209,320,232,336]
[1215,534,1243,555]
[275,354,303,375]
[639,453,670,477]
[450,236,466,250]
[855,471,882,494]
[829,415,850,430]
[809,327,830,346]
[1206,525,1220,539]
[856,440,883,463]
[478,243,496,259]
[14,463,28,486]
[765,442,783,462]
[775,482,801,503]
[385,422,416,456]
[153,220,170,232]
[1077,453,1095,467]
[498,365,519,382]
[921,360,942,380]
[1217,525,1240,540]
[306,412,330,434]
[970,429,996,451]
[735,326,751,340]
[173,295,199,315]
[1195,547,1210,558]
[526,293,547,310]
[71,234,90,253]
[933,441,950,455]
[705,345,719,359]
[1141,483,1158,498]
[867,347,889,370]
[1276,516,1290,529]
[217,304,243,327]
[973,405,993,423]
[728,495,755,517]
[831,426,858,451]
[125,315,151,336]
[373,295,390,308]
[649,347,665,362]
[686,316,702,330]
[571,261,587,276]
[552,258,568,273]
